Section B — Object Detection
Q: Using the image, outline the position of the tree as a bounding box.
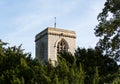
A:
[75,47,119,83]
[94,0,120,60]
[93,67,100,84]
[112,77,120,84]
[1,39,119,83]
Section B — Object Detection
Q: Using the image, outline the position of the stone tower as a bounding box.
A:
[35,27,76,65]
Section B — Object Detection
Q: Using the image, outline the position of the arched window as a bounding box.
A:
[57,39,68,54]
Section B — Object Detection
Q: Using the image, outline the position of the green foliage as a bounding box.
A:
[75,47,119,83]
[111,70,120,84]
[93,67,100,84]
[52,75,59,84]
[59,52,75,66]
[0,39,119,84]
[112,77,120,84]
[94,0,120,59]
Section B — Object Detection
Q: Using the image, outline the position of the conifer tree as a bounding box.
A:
[93,67,100,84]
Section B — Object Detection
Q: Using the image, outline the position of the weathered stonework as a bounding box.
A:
[35,27,76,65]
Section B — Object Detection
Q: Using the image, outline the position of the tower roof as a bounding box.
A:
[35,27,76,42]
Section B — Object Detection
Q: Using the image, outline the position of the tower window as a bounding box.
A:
[57,39,68,54]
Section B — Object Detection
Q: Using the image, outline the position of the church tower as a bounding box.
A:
[35,27,76,65]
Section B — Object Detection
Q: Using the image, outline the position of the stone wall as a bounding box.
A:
[35,27,76,64]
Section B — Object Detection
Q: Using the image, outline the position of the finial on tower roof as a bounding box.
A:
[54,17,56,28]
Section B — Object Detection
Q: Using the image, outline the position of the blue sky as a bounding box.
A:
[0,0,106,58]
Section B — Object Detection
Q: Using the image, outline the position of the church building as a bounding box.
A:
[35,27,76,65]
